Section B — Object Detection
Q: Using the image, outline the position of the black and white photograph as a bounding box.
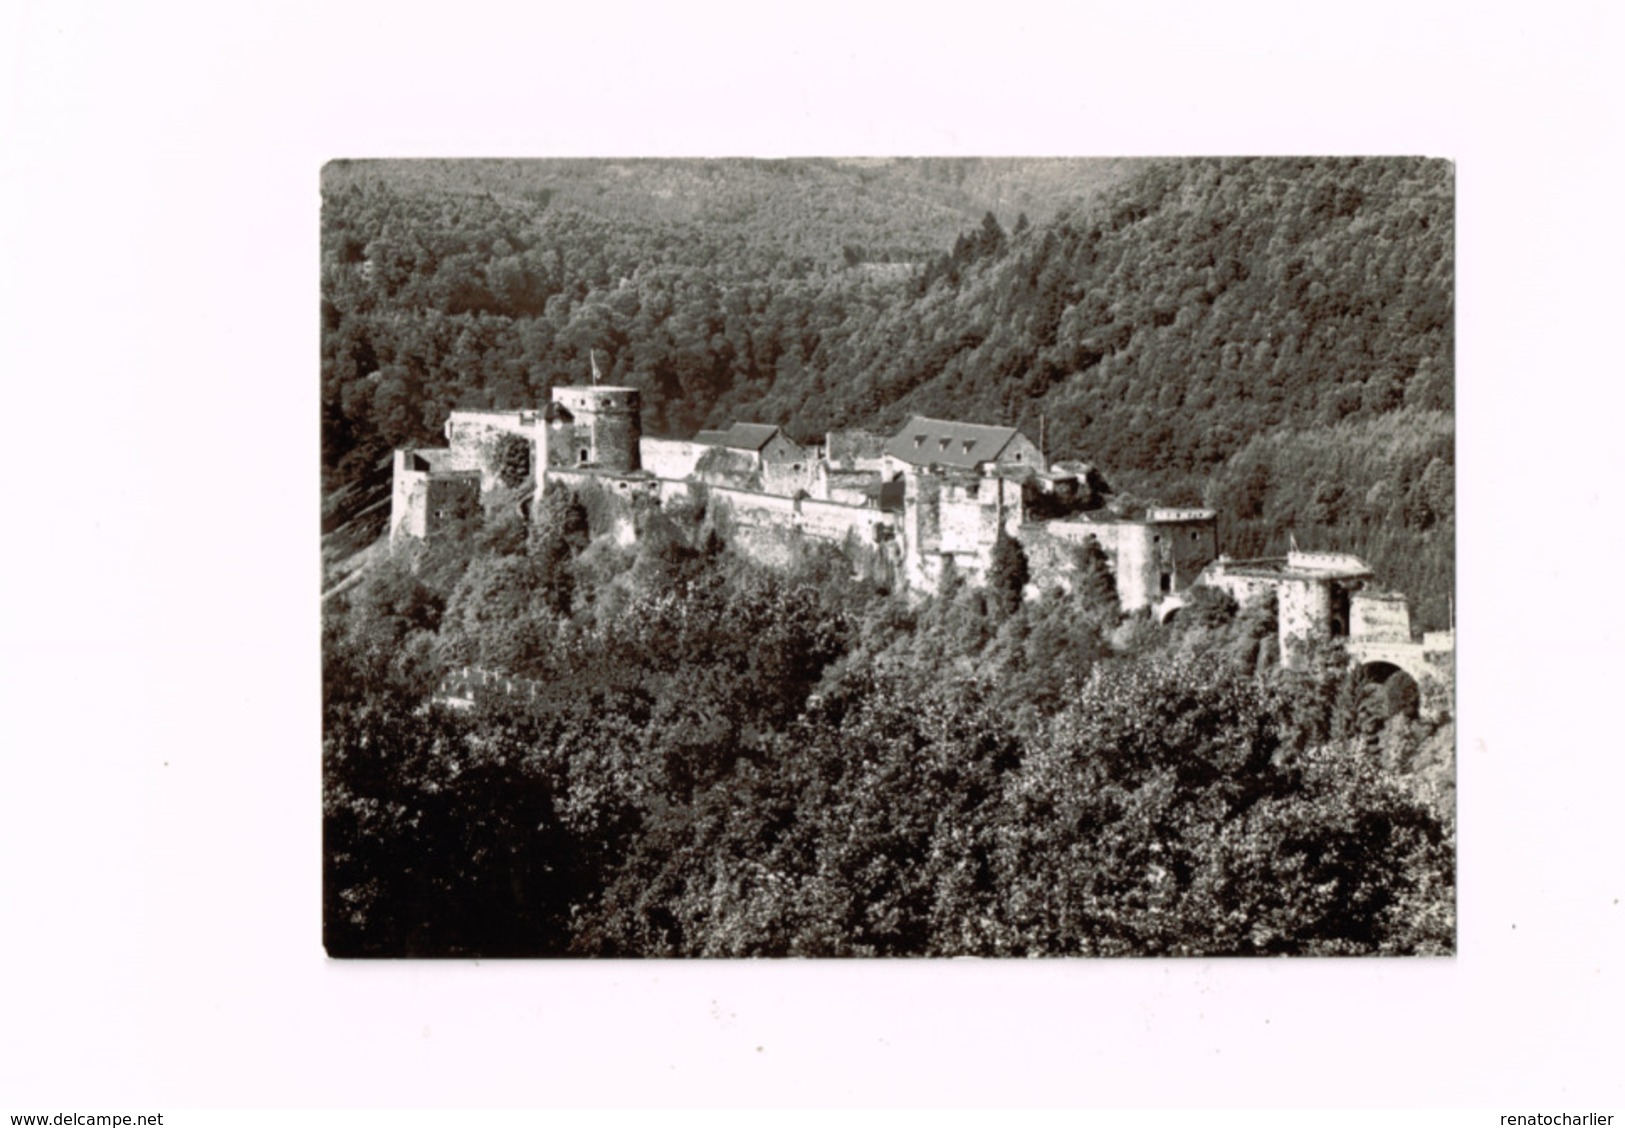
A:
[322,156,1456,958]
[8,1,1623,1115]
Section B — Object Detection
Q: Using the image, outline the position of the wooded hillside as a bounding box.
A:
[322,156,1453,623]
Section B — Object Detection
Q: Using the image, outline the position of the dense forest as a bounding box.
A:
[325,488,1454,957]
[321,156,1453,625]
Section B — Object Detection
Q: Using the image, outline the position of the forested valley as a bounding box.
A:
[321,158,1455,957]
[325,485,1454,957]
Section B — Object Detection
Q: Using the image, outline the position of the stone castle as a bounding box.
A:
[391,381,1453,716]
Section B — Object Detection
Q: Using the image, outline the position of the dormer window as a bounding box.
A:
[913,435,926,448]
[963,441,975,454]
[939,438,950,452]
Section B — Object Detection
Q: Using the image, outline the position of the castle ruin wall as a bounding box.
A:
[1277,577,1333,669]
[444,410,537,490]
[390,451,428,542]
[760,459,819,498]
[1351,592,1413,643]
[640,438,706,480]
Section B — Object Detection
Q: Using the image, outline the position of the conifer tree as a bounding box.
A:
[988,530,1029,615]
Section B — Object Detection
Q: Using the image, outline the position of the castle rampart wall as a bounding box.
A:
[640,438,706,480]
[1040,512,1217,611]
[697,482,898,545]
[396,481,428,542]
[760,459,818,498]
[814,465,882,507]
[1043,519,1206,612]
[542,468,657,545]
[391,451,427,542]
[1017,524,1086,596]
[1277,577,1333,669]
[938,494,1002,556]
[1351,592,1413,643]
[444,410,537,490]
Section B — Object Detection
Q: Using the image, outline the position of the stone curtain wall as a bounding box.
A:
[814,466,882,506]
[445,411,536,490]
[937,495,1001,557]
[390,451,429,542]
[1042,520,1152,610]
[760,459,819,498]
[551,387,642,473]
[1018,525,1086,596]
[1351,592,1414,642]
[1039,515,1217,611]
[640,438,706,480]
[422,474,482,540]
[702,483,899,545]
[544,469,659,545]
[1162,520,1219,591]
[1277,577,1334,668]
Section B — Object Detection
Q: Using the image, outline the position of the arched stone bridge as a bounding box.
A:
[1347,630,1455,721]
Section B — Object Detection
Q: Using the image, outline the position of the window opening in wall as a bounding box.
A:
[1160,574,1172,593]
[579,449,589,463]
[1013,452,1022,461]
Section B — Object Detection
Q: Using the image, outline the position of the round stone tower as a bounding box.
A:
[542,386,643,473]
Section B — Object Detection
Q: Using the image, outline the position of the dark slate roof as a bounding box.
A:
[695,422,784,452]
[883,416,1021,469]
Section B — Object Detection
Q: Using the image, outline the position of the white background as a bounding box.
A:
[2,0,1620,1109]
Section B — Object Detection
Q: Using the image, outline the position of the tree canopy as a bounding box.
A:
[323,156,1453,624]
[325,485,1454,958]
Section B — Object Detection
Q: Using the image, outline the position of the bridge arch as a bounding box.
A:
[1154,595,1186,624]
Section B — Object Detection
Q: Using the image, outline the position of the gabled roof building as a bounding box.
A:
[882,416,1042,474]
[694,422,806,467]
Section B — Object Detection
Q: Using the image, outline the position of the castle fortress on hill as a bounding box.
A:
[392,381,1454,717]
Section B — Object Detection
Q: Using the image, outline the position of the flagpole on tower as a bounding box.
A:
[590,349,602,385]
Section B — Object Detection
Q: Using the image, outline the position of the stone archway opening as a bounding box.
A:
[1359,660,1421,721]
